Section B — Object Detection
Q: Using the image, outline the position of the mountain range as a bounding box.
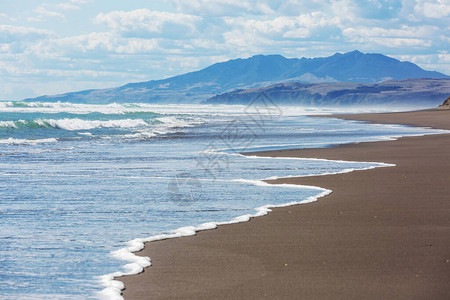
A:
[24,50,449,105]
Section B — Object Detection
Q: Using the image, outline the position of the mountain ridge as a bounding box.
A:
[24,51,449,104]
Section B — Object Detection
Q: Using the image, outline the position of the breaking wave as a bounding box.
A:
[0,116,204,132]
[0,118,149,131]
[0,137,58,145]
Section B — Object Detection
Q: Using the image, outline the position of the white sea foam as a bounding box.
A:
[262,164,395,180]
[97,145,402,300]
[240,153,395,166]
[97,179,332,300]
[157,116,203,128]
[0,118,149,131]
[115,116,205,140]
[0,121,18,128]
[77,132,93,136]
[120,131,158,139]
[1,293,81,300]
[40,118,149,131]
[227,133,450,155]
[0,102,138,115]
[0,115,207,143]
[0,137,58,145]
[0,101,399,116]
[0,102,243,116]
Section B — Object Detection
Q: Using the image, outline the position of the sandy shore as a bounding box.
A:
[118,109,450,299]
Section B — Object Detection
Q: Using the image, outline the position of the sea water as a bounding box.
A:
[0,102,446,299]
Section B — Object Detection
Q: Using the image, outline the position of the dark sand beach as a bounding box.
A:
[119,109,450,300]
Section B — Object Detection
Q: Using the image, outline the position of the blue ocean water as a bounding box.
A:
[0,102,446,299]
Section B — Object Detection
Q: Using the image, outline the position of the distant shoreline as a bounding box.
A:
[119,109,450,299]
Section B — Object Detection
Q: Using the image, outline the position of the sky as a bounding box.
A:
[0,0,449,100]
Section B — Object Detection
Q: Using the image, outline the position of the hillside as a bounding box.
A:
[439,96,450,109]
[206,78,450,108]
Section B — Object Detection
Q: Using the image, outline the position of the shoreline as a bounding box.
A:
[118,109,450,299]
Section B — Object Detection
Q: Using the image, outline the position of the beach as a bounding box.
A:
[119,109,450,299]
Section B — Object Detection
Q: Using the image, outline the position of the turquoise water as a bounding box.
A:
[0,102,446,299]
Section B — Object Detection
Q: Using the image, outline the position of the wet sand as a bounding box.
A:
[119,109,450,299]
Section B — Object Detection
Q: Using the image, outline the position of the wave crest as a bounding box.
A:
[0,118,150,131]
[0,137,58,145]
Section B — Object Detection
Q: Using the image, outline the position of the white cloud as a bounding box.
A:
[27,32,161,58]
[377,37,431,47]
[223,12,341,46]
[394,52,450,74]
[95,9,202,38]
[57,3,81,11]
[0,13,16,22]
[437,52,450,63]
[28,1,90,22]
[0,44,11,53]
[343,25,438,39]
[170,0,274,16]
[57,0,89,10]
[414,0,450,18]
[342,24,441,48]
[34,5,65,19]
[0,25,54,44]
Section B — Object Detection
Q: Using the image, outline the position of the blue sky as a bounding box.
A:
[0,0,449,100]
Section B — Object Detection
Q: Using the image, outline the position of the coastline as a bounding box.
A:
[118,109,450,299]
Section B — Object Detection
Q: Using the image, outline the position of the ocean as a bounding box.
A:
[0,101,446,299]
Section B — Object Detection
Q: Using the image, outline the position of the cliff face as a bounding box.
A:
[438,96,450,109]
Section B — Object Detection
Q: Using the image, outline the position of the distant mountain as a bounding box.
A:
[206,78,450,108]
[24,50,449,104]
